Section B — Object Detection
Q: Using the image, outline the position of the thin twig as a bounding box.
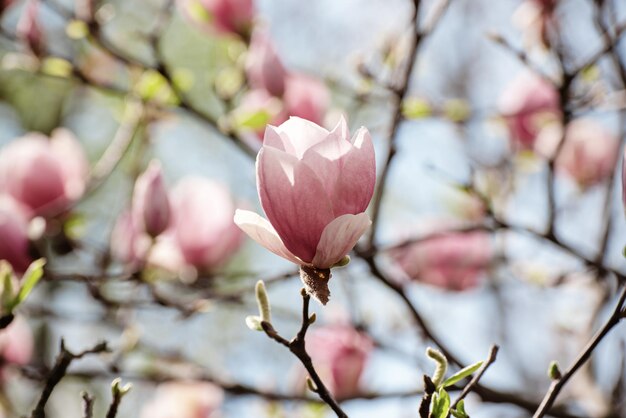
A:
[451,345,499,409]
[533,285,626,417]
[81,392,94,418]
[30,340,110,418]
[261,289,348,418]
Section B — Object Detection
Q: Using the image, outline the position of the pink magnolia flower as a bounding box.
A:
[555,119,619,188]
[177,0,254,37]
[140,381,223,418]
[110,209,150,268]
[283,73,330,127]
[0,129,89,218]
[498,72,560,151]
[17,0,43,56]
[132,161,170,238]
[0,196,32,274]
[391,231,492,291]
[150,178,243,276]
[514,0,558,49]
[306,325,373,400]
[0,316,33,367]
[234,117,375,270]
[245,29,288,97]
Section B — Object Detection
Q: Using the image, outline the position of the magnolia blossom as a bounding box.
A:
[306,325,372,400]
[17,0,43,56]
[110,209,150,267]
[235,117,375,270]
[150,178,243,276]
[245,28,287,97]
[132,161,170,238]
[554,119,619,188]
[514,0,557,49]
[391,231,492,291]
[0,129,88,218]
[0,316,33,367]
[498,72,560,150]
[140,381,223,418]
[283,73,330,127]
[0,196,32,274]
[177,0,254,37]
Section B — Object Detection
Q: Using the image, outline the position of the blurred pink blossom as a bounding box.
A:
[110,209,150,268]
[0,196,32,274]
[391,231,492,291]
[234,117,375,269]
[283,73,330,127]
[16,0,43,56]
[0,129,89,218]
[555,119,619,188]
[514,0,558,49]
[140,381,223,418]
[177,0,254,37]
[306,325,373,400]
[245,28,287,97]
[132,161,171,238]
[150,177,243,276]
[498,72,560,151]
[0,316,33,367]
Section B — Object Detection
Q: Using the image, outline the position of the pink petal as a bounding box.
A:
[263,124,295,154]
[302,127,376,216]
[234,209,301,264]
[330,115,349,140]
[301,133,353,212]
[273,117,331,158]
[334,127,376,214]
[50,128,89,201]
[257,146,334,262]
[312,213,371,269]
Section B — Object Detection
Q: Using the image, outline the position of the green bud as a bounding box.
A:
[255,280,271,323]
[426,347,448,388]
[548,361,562,380]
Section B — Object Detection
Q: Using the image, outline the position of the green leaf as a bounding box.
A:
[450,399,468,418]
[1,270,14,312]
[9,258,45,311]
[442,361,483,388]
[234,109,271,131]
[430,388,450,418]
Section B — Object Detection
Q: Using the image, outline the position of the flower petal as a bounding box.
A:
[234,209,301,265]
[312,213,371,268]
[332,127,376,214]
[257,146,334,262]
[274,117,330,158]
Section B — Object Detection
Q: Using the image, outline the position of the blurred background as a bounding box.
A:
[0,0,625,417]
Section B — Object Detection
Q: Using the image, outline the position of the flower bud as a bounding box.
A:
[0,129,88,218]
[0,196,32,274]
[245,28,287,97]
[177,0,254,37]
[306,325,372,400]
[132,161,170,238]
[498,72,560,151]
[17,0,43,57]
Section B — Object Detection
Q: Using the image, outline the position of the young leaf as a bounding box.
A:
[430,388,450,418]
[9,258,45,311]
[442,361,484,388]
[450,399,469,418]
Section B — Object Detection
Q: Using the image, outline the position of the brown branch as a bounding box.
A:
[30,340,110,418]
[533,284,626,417]
[451,345,499,410]
[81,392,94,418]
[261,289,348,418]
[368,0,452,248]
